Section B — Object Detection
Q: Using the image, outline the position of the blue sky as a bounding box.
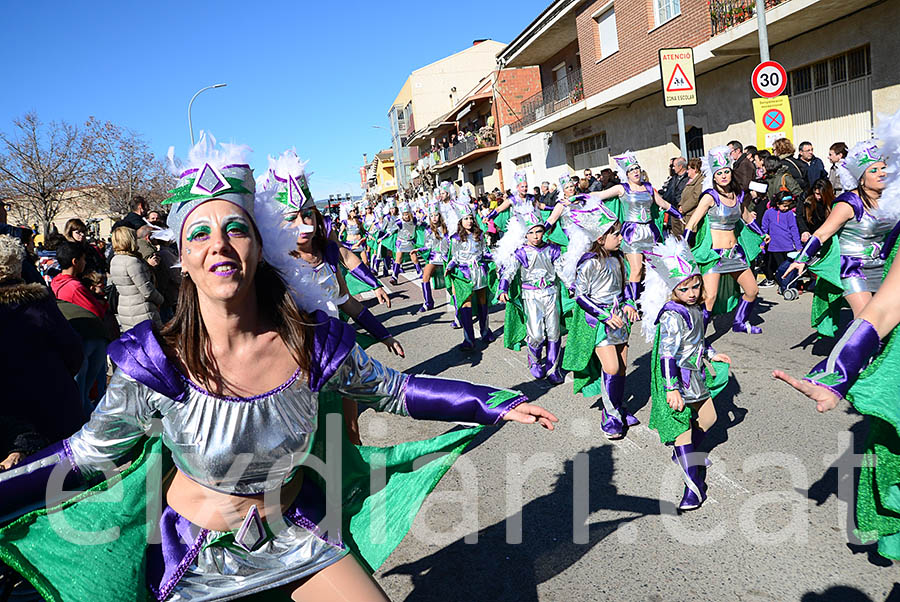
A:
[0,0,550,198]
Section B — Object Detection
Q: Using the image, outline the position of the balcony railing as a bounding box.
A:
[709,0,788,35]
[510,68,583,135]
[417,126,499,171]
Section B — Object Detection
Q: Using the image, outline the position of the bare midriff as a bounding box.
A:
[166,469,305,532]
[710,229,738,250]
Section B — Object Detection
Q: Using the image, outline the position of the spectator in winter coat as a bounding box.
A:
[797,141,827,187]
[827,142,848,195]
[108,226,163,331]
[773,138,809,194]
[0,234,87,445]
[728,141,755,192]
[761,192,803,284]
[51,241,107,318]
[63,218,105,274]
[661,157,689,208]
[672,157,705,238]
[797,178,834,242]
[765,156,805,201]
[111,195,149,231]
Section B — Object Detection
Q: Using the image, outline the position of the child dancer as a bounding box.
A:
[641,237,732,511]
[497,212,565,384]
[418,203,450,313]
[560,204,639,439]
[447,204,497,350]
[390,201,422,285]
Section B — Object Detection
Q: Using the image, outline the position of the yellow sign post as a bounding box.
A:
[659,48,697,107]
[752,95,794,150]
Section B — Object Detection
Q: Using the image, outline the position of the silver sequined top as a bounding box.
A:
[622,184,654,223]
[312,260,347,305]
[450,233,487,267]
[504,245,562,289]
[68,345,408,495]
[575,255,624,307]
[658,305,708,370]
[344,220,362,238]
[837,204,893,263]
[707,195,742,231]
[397,219,417,244]
[424,230,450,263]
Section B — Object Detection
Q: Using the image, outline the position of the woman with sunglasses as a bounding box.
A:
[784,141,896,317]
[684,147,766,334]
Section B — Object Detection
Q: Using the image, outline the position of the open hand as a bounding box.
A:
[498,293,509,304]
[711,353,731,364]
[784,262,805,281]
[772,370,840,413]
[623,305,639,323]
[605,314,625,329]
[383,337,405,358]
[502,402,559,430]
[0,452,24,472]
[374,287,391,308]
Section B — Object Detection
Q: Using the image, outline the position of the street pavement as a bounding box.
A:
[358,270,898,602]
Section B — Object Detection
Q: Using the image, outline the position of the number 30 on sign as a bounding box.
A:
[751,61,787,98]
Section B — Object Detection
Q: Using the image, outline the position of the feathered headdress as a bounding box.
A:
[557,197,619,289]
[266,149,315,213]
[612,151,641,183]
[875,108,900,221]
[839,140,883,189]
[514,171,528,187]
[639,237,700,341]
[163,132,255,248]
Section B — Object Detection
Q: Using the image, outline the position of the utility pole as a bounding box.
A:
[756,0,770,61]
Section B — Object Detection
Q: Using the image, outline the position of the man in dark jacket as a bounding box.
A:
[661,157,689,209]
[112,195,149,231]
[798,141,827,186]
[728,141,755,192]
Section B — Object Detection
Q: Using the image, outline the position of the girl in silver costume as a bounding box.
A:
[418,204,450,314]
[390,202,422,285]
[561,204,640,440]
[641,238,732,512]
[338,201,369,265]
[447,206,497,350]
[785,141,895,316]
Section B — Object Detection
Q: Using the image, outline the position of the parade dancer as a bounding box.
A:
[784,140,895,321]
[379,200,400,281]
[338,200,369,266]
[560,203,639,439]
[0,134,558,601]
[446,204,498,350]
[390,201,423,285]
[484,171,541,232]
[497,210,565,384]
[641,237,732,511]
[544,176,587,235]
[417,203,450,313]
[579,152,683,309]
[684,147,765,334]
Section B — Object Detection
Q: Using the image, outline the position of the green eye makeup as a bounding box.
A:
[187,225,211,242]
[226,220,250,235]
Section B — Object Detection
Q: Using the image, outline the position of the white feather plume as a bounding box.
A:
[493,214,526,280]
[253,188,338,317]
[559,225,590,289]
[875,108,900,221]
[639,236,693,343]
[167,131,252,176]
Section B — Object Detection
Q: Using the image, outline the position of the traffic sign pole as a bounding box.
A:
[756,0,769,62]
[677,107,687,158]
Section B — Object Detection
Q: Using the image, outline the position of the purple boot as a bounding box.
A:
[476,302,497,343]
[527,342,546,379]
[604,372,638,426]
[414,262,423,277]
[458,306,476,351]
[389,260,401,286]
[731,298,762,334]
[599,371,625,439]
[418,281,434,313]
[673,443,707,511]
[545,339,564,385]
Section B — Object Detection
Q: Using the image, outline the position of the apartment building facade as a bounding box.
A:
[497,0,899,186]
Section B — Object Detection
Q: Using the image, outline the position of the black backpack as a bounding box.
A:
[105,283,119,315]
[781,157,809,191]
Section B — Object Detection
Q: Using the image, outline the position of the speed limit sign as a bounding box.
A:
[751,61,787,98]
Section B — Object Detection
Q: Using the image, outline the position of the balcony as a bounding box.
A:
[709,0,788,35]
[510,68,583,134]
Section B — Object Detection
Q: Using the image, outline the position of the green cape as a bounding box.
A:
[560,305,630,397]
[0,394,481,601]
[806,239,844,338]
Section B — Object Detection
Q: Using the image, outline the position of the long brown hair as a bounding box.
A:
[588,223,625,283]
[806,178,834,223]
[456,214,483,243]
[161,262,313,392]
[429,212,448,238]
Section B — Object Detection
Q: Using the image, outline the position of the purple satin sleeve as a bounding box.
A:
[108,320,187,401]
[796,235,822,264]
[499,278,511,294]
[881,221,900,260]
[666,206,683,220]
[404,375,527,425]
[744,219,764,237]
[446,260,458,274]
[485,209,498,221]
[804,318,881,399]
[0,440,84,523]
[575,295,609,328]
[660,356,681,391]
[350,264,381,289]
[353,306,391,341]
[542,220,554,233]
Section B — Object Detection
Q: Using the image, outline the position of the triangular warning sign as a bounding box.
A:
[666,64,694,92]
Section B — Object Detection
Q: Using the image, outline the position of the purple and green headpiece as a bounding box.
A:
[842,141,883,182]
[568,203,618,240]
[645,238,700,291]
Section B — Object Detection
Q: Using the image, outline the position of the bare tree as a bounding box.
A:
[83,117,160,216]
[0,113,93,236]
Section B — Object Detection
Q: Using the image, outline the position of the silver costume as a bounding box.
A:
[707,192,750,274]
[423,229,450,265]
[575,255,630,346]
[658,305,715,404]
[502,245,563,347]
[836,203,894,295]
[450,233,490,290]
[620,183,660,255]
[312,259,348,305]
[396,218,418,253]
[68,345,410,601]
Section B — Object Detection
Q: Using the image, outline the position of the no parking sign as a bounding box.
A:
[752,96,793,150]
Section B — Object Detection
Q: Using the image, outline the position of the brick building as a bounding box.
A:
[496,0,900,187]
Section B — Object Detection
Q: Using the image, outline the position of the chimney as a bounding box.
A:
[472,39,487,46]
[363,153,368,164]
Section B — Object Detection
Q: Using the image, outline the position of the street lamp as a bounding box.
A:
[188,83,227,144]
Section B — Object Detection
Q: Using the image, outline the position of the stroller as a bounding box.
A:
[774,251,812,301]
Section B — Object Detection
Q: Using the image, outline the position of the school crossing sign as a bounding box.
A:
[659,48,697,107]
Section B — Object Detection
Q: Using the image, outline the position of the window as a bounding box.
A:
[686,127,704,160]
[654,0,680,26]
[569,133,609,171]
[569,133,608,157]
[470,169,484,189]
[596,8,619,60]
[512,154,532,169]
[790,46,871,96]
[552,62,566,83]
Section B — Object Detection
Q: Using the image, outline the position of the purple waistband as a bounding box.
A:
[146,473,342,600]
[522,283,556,291]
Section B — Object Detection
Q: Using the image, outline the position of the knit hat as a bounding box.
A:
[0,234,24,283]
